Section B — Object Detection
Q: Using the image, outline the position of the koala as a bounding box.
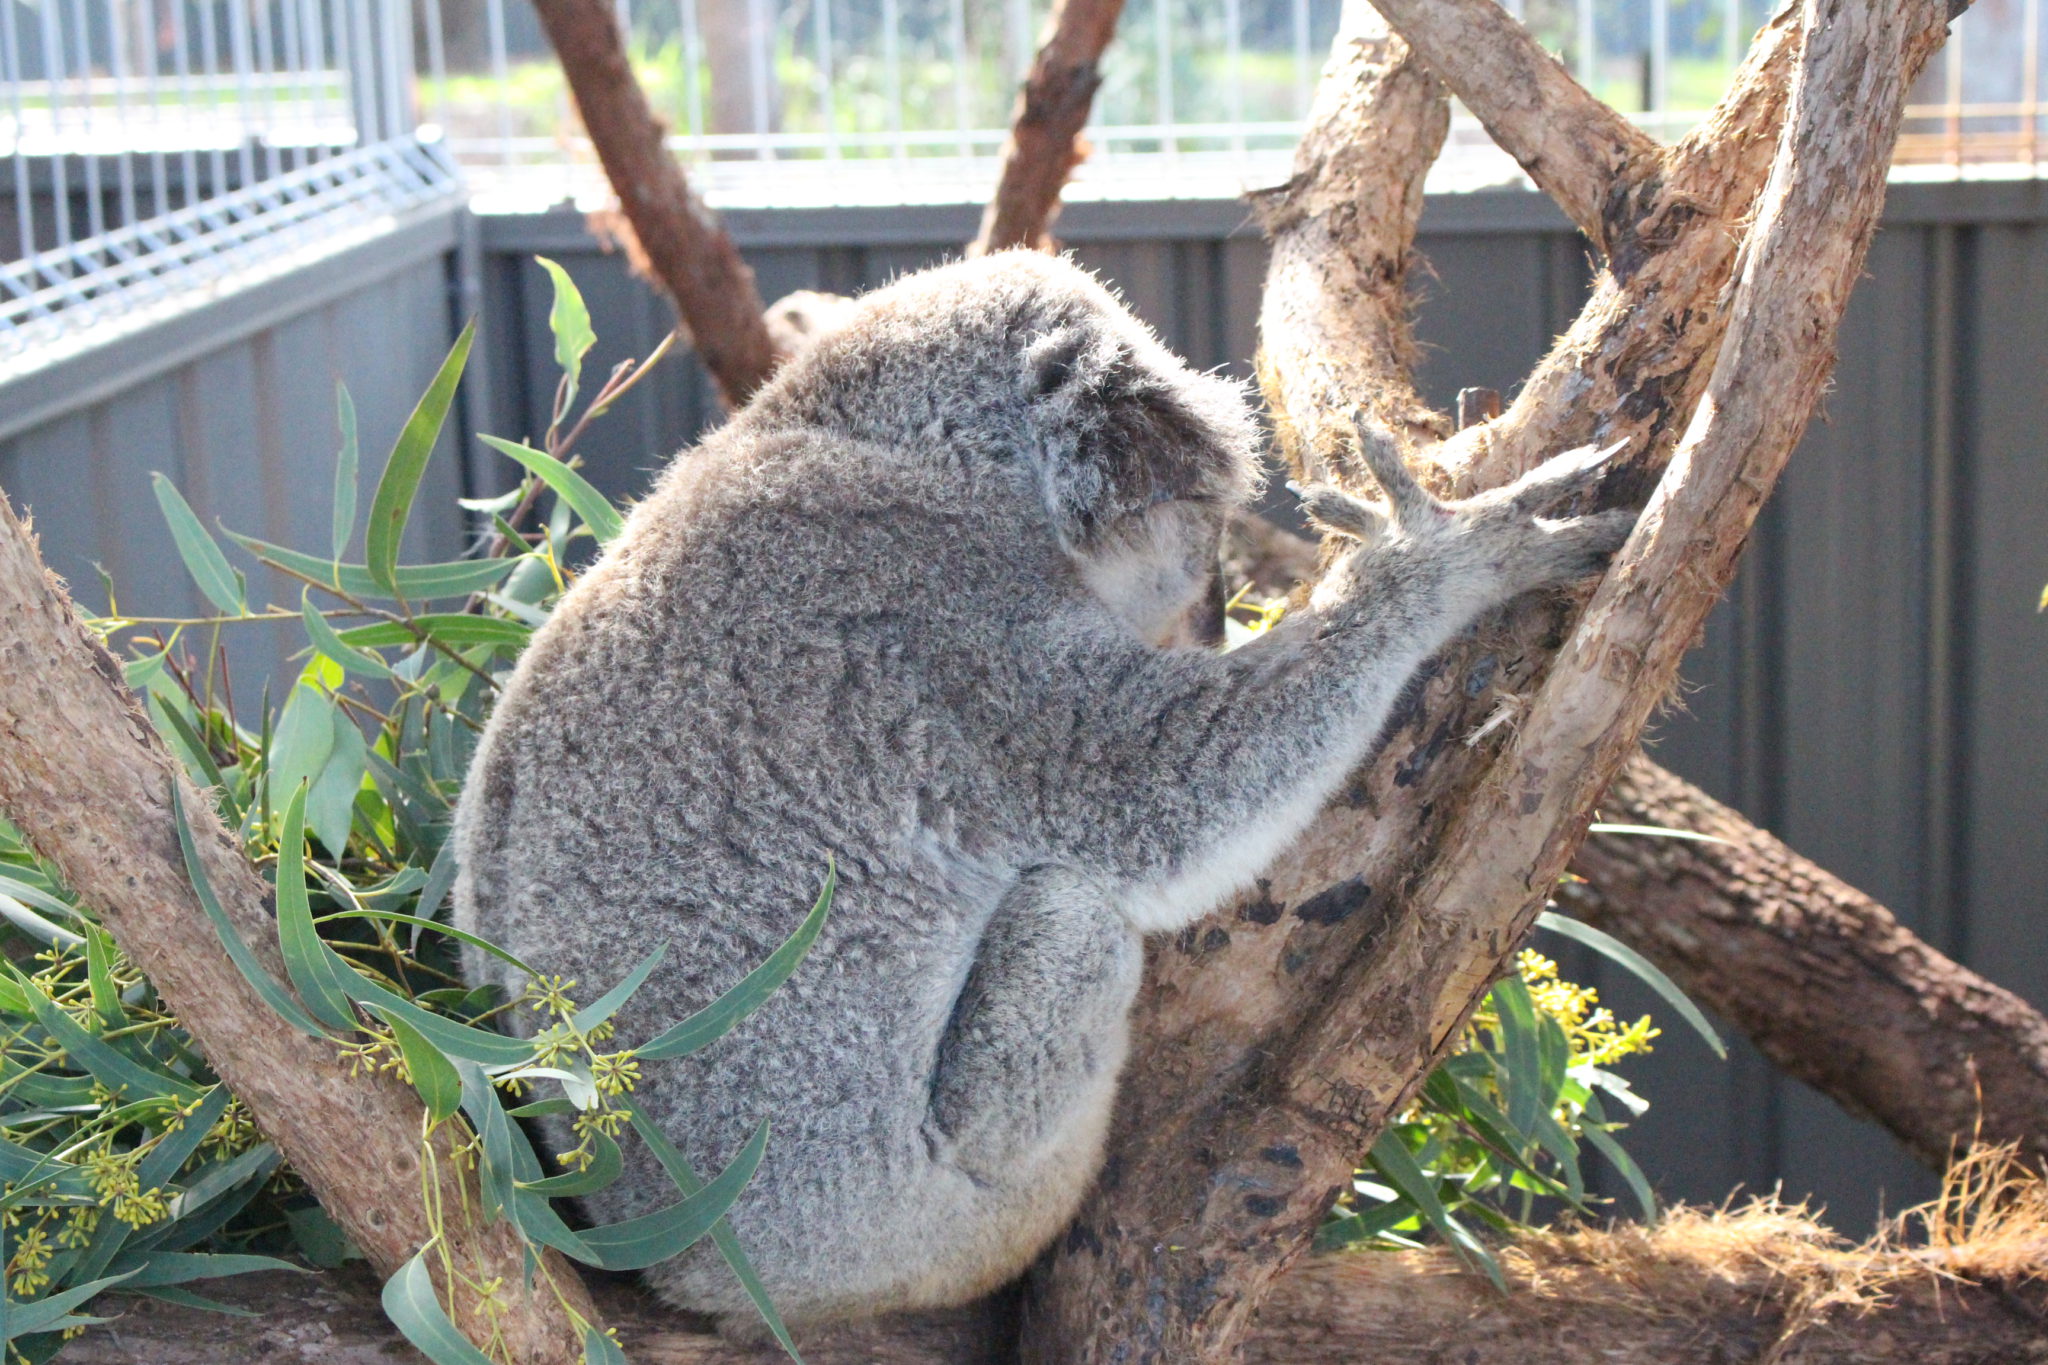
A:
[450,249,1636,1331]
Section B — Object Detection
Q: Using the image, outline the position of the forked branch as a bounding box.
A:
[1366,0,1660,251]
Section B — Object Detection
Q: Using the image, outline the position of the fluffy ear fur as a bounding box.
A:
[1019,315,1259,552]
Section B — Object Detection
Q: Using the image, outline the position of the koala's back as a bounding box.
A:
[453,419,1093,1319]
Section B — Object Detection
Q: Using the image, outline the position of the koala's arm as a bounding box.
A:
[1016,435,1636,933]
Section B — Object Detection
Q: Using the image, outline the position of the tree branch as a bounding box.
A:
[66,1203,2048,1365]
[529,0,781,409]
[1564,754,2048,1172]
[971,0,1128,255]
[1365,0,1661,251]
[0,498,600,1363]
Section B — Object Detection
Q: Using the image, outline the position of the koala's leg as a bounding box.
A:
[924,865,1141,1181]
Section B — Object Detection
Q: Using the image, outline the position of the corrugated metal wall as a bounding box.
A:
[3,179,2042,1233]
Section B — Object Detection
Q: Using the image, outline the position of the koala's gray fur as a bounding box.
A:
[451,250,1636,1330]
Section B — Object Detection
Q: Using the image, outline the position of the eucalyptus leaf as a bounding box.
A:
[332,382,360,561]
[381,1251,496,1365]
[637,865,834,1061]
[475,435,625,546]
[1536,910,1727,1059]
[227,533,517,601]
[574,1120,768,1271]
[537,256,596,414]
[150,474,244,616]
[367,1004,462,1124]
[366,321,475,596]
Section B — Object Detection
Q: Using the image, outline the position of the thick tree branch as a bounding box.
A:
[1025,0,1965,1359]
[529,0,780,409]
[0,498,600,1363]
[1437,9,1802,497]
[1249,14,1450,483]
[1365,0,1661,251]
[1564,754,2048,1172]
[971,0,1128,255]
[66,1202,2048,1365]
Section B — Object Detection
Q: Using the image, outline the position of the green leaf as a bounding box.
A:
[12,963,203,1104]
[5,1270,138,1337]
[268,685,336,814]
[476,435,625,546]
[273,786,361,1032]
[625,1106,802,1359]
[332,383,360,561]
[136,1087,232,1190]
[103,1251,302,1288]
[1491,975,1546,1143]
[0,893,84,949]
[146,692,225,792]
[516,1127,621,1197]
[381,1251,497,1365]
[569,944,667,1036]
[227,533,518,601]
[150,474,245,616]
[172,782,330,1040]
[0,872,87,926]
[1535,910,1726,1058]
[1582,1093,1659,1221]
[284,1204,357,1269]
[308,708,368,856]
[367,1004,463,1124]
[575,1120,768,1271]
[366,321,476,596]
[537,256,596,414]
[315,909,543,982]
[302,591,392,678]
[1368,1131,1504,1292]
[582,1325,628,1365]
[83,927,122,1026]
[334,615,532,650]
[128,1286,259,1316]
[637,863,834,1060]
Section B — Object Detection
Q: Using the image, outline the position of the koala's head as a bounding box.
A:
[748,250,1263,646]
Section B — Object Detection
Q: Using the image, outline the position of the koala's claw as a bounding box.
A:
[1346,408,1440,529]
[1502,439,1628,517]
[1293,481,1386,543]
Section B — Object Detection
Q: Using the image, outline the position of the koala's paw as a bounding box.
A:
[1337,411,1639,603]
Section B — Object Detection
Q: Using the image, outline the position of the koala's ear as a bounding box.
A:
[1022,324,1110,401]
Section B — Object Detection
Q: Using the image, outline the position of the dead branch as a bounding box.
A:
[1364,0,1660,250]
[1022,0,1967,1358]
[63,1194,2048,1364]
[971,0,1128,255]
[0,500,601,1361]
[529,0,780,409]
[1564,754,2048,1172]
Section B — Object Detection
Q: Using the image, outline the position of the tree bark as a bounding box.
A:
[61,1213,2048,1365]
[1565,754,2048,1172]
[970,0,1128,255]
[0,501,600,1361]
[530,0,781,409]
[1022,0,1969,1359]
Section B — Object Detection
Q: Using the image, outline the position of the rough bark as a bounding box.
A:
[62,1214,2048,1365]
[1023,0,1967,1359]
[530,0,780,409]
[0,500,600,1361]
[1363,0,1661,251]
[1565,754,2048,1172]
[970,0,1128,255]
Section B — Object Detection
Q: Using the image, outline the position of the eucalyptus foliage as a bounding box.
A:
[0,263,816,1364]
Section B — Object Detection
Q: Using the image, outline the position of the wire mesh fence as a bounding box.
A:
[1,0,460,364]
[3,0,2042,362]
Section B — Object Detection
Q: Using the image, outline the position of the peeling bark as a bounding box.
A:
[0,501,599,1361]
